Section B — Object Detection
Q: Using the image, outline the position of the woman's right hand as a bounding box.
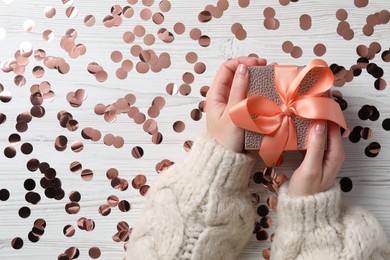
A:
[288,121,345,197]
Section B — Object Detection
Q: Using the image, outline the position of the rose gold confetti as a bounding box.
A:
[235,28,247,40]
[166,83,178,95]
[0,90,12,103]
[179,84,191,96]
[99,204,111,216]
[11,237,23,250]
[71,141,84,152]
[96,70,108,82]
[336,9,348,21]
[81,169,93,181]
[4,146,16,158]
[140,8,152,20]
[185,52,198,64]
[130,45,142,57]
[282,41,294,53]
[55,135,68,151]
[158,0,171,12]
[378,10,390,24]
[66,6,78,19]
[183,140,193,152]
[21,143,33,154]
[174,22,185,35]
[198,35,211,47]
[132,175,147,189]
[32,66,45,78]
[152,12,164,24]
[231,23,243,34]
[143,34,155,45]
[111,51,123,63]
[263,7,275,18]
[363,24,374,36]
[105,169,118,181]
[239,0,250,8]
[190,109,202,121]
[173,121,185,133]
[190,28,202,40]
[136,62,149,74]
[291,46,303,58]
[134,25,146,37]
[118,200,131,212]
[113,136,125,148]
[131,146,144,159]
[264,18,277,30]
[354,0,368,8]
[206,4,223,18]
[300,14,312,30]
[44,6,56,19]
[89,247,101,259]
[63,225,75,237]
[152,132,163,144]
[65,202,80,214]
[313,43,326,57]
[157,28,174,43]
[104,134,115,146]
[139,185,150,196]
[182,72,195,84]
[199,10,212,23]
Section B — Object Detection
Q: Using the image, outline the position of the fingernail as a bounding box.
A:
[315,122,326,135]
[237,64,247,78]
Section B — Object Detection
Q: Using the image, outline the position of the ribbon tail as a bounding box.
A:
[260,117,289,167]
[293,98,347,130]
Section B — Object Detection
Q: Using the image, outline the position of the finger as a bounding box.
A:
[300,121,327,172]
[226,64,249,109]
[208,57,265,103]
[323,122,345,181]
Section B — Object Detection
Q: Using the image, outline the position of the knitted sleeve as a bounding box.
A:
[271,184,390,260]
[126,135,256,260]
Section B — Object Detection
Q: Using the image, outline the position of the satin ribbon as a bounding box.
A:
[229,59,347,167]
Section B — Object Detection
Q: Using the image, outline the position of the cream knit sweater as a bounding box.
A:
[126,136,390,260]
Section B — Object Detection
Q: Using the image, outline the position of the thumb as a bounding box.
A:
[226,64,249,109]
[300,121,326,171]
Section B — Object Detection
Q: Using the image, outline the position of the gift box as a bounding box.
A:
[229,59,347,167]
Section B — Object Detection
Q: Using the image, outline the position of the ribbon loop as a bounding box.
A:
[229,59,347,167]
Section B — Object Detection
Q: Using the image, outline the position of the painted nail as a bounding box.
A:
[315,122,326,135]
[237,64,247,77]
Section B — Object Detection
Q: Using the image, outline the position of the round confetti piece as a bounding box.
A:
[313,43,326,57]
[131,146,144,159]
[340,177,353,192]
[336,9,348,21]
[299,14,312,30]
[11,237,23,250]
[0,189,10,201]
[89,247,101,259]
[365,142,381,157]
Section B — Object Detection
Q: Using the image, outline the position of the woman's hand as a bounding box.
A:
[288,121,345,197]
[206,57,267,153]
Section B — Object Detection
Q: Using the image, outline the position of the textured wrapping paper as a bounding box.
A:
[229,59,347,167]
[245,65,327,151]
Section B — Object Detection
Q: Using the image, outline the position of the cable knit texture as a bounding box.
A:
[126,135,256,260]
[126,135,390,260]
[271,184,390,260]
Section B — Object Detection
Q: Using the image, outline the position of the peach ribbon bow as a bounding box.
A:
[229,59,347,167]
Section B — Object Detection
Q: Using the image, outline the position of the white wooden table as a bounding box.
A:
[0,1,389,259]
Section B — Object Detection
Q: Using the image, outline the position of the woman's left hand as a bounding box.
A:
[206,57,267,153]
